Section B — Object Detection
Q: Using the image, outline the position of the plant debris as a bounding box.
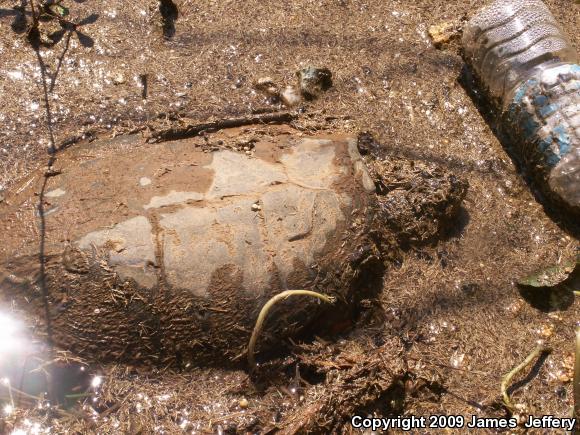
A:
[518,256,579,310]
[518,257,579,289]
[501,344,552,413]
[0,0,578,432]
[247,290,337,371]
[297,66,333,100]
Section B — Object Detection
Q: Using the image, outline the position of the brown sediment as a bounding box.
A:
[0,0,578,432]
[0,126,385,368]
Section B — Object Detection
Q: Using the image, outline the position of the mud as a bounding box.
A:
[0,0,579,433]
[369,157,468,247]
[0,126,383,365]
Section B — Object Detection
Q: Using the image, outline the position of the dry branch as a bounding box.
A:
[148,112,298,143]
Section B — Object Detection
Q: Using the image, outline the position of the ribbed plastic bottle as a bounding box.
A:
[462,0,580,214]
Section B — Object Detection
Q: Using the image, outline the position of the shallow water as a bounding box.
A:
[0,0,578,433]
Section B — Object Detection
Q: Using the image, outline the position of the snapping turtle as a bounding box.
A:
[0,124,465,367]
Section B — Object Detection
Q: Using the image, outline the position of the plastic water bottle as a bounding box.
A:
[462,0,580,213]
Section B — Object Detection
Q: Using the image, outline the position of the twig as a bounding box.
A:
[248,290,336,371]
[29,0,37,21]
[64,392,93,399]
[49,30,73,93]
[148,111,298,143]
[501,344,551,412]
[28,1,59,402]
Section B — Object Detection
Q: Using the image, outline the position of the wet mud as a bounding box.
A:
[0,0,578,433]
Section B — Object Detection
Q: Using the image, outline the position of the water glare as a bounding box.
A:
[91,375,102,388]
[0,312,28,357]
[4,403,14,415]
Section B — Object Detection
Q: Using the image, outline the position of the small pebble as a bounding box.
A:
[256,77,274,86]
[112,73,126,85]
[558,374,571,383]
[539,324,554,338]
[281,86,302,107]
[238,398,249,409]
[428,21,459,47]
[251,203,261,211]
[46,188,66,198]
[254,77,279,97]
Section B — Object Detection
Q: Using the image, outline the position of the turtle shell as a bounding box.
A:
[0,124,384,366]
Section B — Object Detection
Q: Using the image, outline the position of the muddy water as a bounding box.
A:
[0,0,579,432]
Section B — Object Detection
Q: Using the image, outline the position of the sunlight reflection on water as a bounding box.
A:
[0,312,28,358]
[0,306,97,434]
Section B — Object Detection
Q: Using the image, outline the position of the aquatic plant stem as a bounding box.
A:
[501,344,551,412]
[247,290,336,371]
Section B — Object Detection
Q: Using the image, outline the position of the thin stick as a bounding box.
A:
[29,0,37,20]
[574,328,580,421]
[247,290,336,371]
[64,392,93,399]
[501,344,551,412]
[148,111,298,143]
